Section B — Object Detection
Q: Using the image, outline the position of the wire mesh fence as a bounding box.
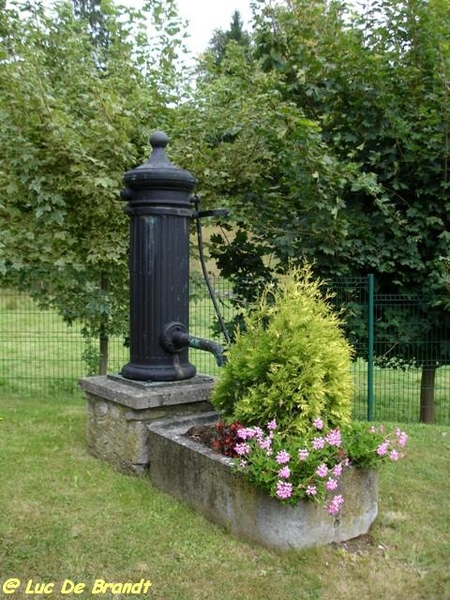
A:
[1,276,449,425]
[0,278,234,396]
[331,276,450,425]
[370,292,450,425]
[329,276,371,422]
[0,292,86,395]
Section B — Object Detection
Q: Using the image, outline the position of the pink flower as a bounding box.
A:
[298,448,309,461]
[234,443,251,456]
[389,449,400,461]
[312,437,325,450]
[328,494,344,516]
[326,428,342,447]
[316,463,329,478]
[276,450,290,464]
[237,427,257,440]
[253,427,264,440]
[333,463,343,477]
[395,429,408,447]
[377,441,389,456]
[267,419,277,431]
[276,480,293,499]
[306,485,317,496]
[313,418,324,430]
[326,477,338,491]
[278,466,291,479]
[258,437,272,452]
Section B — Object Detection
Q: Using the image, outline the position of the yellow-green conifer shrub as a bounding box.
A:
[212,265,354,435]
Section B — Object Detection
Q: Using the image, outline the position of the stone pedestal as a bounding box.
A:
[79,374,215,474]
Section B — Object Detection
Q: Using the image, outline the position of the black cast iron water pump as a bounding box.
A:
[120,131,225,382]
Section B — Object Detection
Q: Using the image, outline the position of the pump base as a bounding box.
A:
[120,359,196,382]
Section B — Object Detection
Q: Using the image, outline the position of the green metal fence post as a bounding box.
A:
[367,274,374,421]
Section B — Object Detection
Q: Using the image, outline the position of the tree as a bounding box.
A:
[72,0,109,49]
[0,0,185,373]
[203,0,450,422]
[207,10,251,67]
[172,7,374,322]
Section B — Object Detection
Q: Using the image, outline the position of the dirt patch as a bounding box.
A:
[184,421,243,457]
[184,424,219,448]
[331,533,376,554]
[332,533,395,557]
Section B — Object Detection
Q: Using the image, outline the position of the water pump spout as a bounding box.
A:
[160,322,227,367]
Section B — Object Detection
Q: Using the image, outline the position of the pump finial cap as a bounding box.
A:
[150,131,169,149]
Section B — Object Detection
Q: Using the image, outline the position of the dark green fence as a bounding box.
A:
[1,276,449,425]
[328,276,372,421]
[331,275,450,425]
[0,278,234,396]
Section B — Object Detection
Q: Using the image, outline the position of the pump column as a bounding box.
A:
[120,131,197,382]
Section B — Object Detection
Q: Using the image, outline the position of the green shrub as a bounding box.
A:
[211,265,354,435]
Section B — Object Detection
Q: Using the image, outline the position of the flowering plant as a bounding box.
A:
[210,420,245,457]
[208,267,408,516]
[226,418,408,515]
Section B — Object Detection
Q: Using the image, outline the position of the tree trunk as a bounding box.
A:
[419,364,436,424]
[99,327,108,375]
[98,272,109,375]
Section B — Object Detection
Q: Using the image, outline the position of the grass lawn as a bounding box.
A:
[0,392,449,600]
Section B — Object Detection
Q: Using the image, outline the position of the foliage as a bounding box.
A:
[199,0,450,419]
[173,21,377,223]
[0,0,186,345]
[175,10,381,339]
[232,418,408,511]
[206,10,251,69]
[173,42,376,341]
[72,0,109,49]
[211,265,354,434]
[210,420,244,457]
[234,0,450,328]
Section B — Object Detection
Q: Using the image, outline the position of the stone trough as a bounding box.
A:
[147,411,379,552]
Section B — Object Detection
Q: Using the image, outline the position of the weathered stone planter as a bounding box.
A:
[148,412,379,551]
